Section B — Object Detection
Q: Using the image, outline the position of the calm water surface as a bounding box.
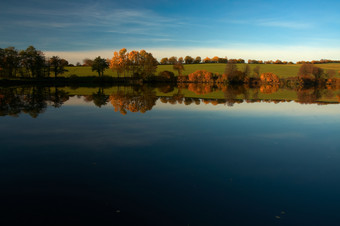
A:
[1,87,340,225]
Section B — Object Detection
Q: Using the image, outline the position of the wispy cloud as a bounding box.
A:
[226,18,313,29]
[257,19,312,29]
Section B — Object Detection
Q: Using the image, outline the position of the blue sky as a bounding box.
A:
[1,0,340,63]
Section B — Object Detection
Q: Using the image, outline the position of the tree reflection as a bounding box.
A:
[109,85,158,115]
[1,84,340,117]
[0,86,69,117]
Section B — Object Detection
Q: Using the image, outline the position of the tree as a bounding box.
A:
[224,62,239,81]
[178,57,184,64]
[298,63,325,80]
[49,56,68,78]
[83,58,93,66]
[110,51,122,77]
[160,57,169,65]
[211,56,219,63]
[168,56,177,65]
[139,50,158,78]
[253,65,261,78]
[109,49,158,79]
[2,47,20,77]
[203,57,211,63]
[194,56,201,64]
[218,57,228,63]
[20,46,46,78]
[119,48,128,77]
[173,61,184,76]
[184,56,194,64]
[92,56,109,77]
[128,50,140,76]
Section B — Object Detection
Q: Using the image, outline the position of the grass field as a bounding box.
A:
[64,63,340,79]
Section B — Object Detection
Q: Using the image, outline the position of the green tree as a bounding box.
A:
[2,47,20,77]
[49,56,68,78]
[184,56,194,64]
[194,56,201,64]
[19,46,46,78]
[168,56,177,65]
[92,56,109,77]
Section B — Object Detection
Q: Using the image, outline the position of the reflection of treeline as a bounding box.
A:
[0,87,69,117]
[81,85,159,114]
[1,84,340,117]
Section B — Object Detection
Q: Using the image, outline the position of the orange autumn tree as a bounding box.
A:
[109,48,158,79]
[188,70,213,83]
[211,56,219,63]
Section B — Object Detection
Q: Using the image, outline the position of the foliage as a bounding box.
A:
[173,61,185,76]
[83,58,94,66]
[224,62,246,83]
[188,70,213,83]
[109,48,158,79]
[158,70,175,81]
[184,56,194,64]
[260,72,280,84]
[50,56,68,78]
[92,56,109,77]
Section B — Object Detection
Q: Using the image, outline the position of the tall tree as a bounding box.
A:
[2,47,20,77]
[19,46,46,78]
[173,61,184,76]
[49,56,68,78]
[92,56,109,77]
[110,49,158,79]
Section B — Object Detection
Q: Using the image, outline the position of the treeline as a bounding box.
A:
[0,46,69,78]
[296,59,340,64]
[177,61,339,87]
[178,63,263,84]
[159,56,233,65]
[248,59,294,64]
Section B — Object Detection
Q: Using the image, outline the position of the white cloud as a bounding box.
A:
[227,18,313,29]
[256,19,312,29]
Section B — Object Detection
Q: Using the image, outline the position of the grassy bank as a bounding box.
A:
[63,63,340,78]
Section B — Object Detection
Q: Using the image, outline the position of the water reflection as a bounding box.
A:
[2,85,340,225]
[1,84,340,117]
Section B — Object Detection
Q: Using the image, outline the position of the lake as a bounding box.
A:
[1,85,340,225]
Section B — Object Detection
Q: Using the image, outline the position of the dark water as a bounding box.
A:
[1,86,340,225]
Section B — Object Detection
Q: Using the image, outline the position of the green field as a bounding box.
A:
[64,63,340,78]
